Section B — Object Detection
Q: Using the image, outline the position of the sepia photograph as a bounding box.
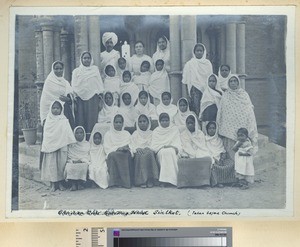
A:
[7,6,295,218]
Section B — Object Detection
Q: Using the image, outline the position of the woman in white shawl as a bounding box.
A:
[91,91,119,139]
[156,92,178,123]
[41,101,76,192]
[216,75,258,161]
[135,90,158,123]
[182,43,213,116]
[177,115,213,188]
[103,113,133,188]
[120,70,139,105]
[217,64,231,92]
[199,74,223,132]
[64,126,91,191]
[88,132,109,189]
[103,64,121,104]
[148,59,170,105]
[130,114,159,188]
[40,61,75,128]
[174,97,194,133]
[118,92,137,128]
[100,32,120,79]
[151,113,182,187]
[152,36,171,72]
[72,51,104,139]
[205,121,236,187]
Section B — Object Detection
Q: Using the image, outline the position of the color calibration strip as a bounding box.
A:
[76,227,106,247]
[113,237,227,247]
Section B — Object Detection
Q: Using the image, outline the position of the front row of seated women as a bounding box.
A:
[41,100,254,192]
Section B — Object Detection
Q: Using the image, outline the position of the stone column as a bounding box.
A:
[88,16,101,67]
[237,22,246,89]
[34,28,44,130]
[74,16,89,67]
[60,30,71,82]
[53,26,61,61]
[169,15,182,103]
[219,25,226,66]
[181,15,197,98]
[225,22,237,73]
[41,24,54,78]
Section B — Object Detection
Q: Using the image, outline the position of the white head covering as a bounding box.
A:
[130,114,152,152]
[67,126,91,163]
[40,61,74,124]
[204,121,226,161]
[41,101,76,153]
[103,64,121,94]
[218,65,232,91]
[135,91,158,120]
[150,112,182,152]
[152,36,171,72]
[174,97,193,128]
[148,59,170,99]
[156,92,178,122]
[97,91,119,124]
[72,51,104,100]
[103,113,132,155]
[199,73,223,117]
[180,114,210,159]
[102,32,118,47]
[120,71,139,104]
[182,43,213,94]
[118,91,137,127]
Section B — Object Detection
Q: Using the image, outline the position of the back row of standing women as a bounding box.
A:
[40,31,258,191]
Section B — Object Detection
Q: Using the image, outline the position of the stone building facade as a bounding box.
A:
[15,15,287,145]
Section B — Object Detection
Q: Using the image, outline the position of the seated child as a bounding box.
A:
[199,74,222,132]
[232,127,255,190]
[41,101,76,192]
[88,132,109,189]
[217,64,231,92]
[156,91,178,123]
[130,114,159,188]
[118,92,137,128]
[148,59,170,106]
[103,64,120,105]
[135,90,158,125]
[116,57,129,76]
[132,60,152,91]
[174,97,194,133]
[64,126,90,191]
[120,70,139,105]
[205,121,236,187]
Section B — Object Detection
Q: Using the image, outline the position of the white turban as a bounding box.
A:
[102,32,118,47]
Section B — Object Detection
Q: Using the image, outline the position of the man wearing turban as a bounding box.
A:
[100,32,120,79]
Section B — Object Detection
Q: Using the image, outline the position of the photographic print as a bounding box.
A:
[6,6,295,218]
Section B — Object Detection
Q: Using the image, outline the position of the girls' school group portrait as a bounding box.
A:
[11,11,292,212]
[40,32,257,192]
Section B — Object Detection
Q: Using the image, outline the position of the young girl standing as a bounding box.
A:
[174,97,194,133]
[41,101,76,192]
[103,65,121,105]
[118,92,137,128]
[182,43,213,116]
[151,113,182,187]
[132,60,152,91]
[88,132,109,189]
[64,126,90,191]
[232,128,255,189]
[199,74,223,132]
[104,114,133,188]
[148,59,170,106]
[217,64,231,92]
[131,114,159,188]
[120,70,139,105]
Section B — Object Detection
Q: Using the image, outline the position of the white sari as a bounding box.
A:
[152,36,171,72]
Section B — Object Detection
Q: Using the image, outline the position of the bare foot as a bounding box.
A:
[58,183,66,191]
[140,184,147,188]
[70,184,77,191]
[77,184,85,190]
[50,182,57,192]
[147,181,154,188]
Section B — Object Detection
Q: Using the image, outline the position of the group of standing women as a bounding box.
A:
[39,31,258,192]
